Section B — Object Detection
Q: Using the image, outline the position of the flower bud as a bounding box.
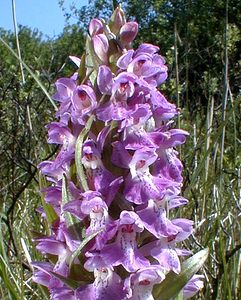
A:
[109,6,126,35]
[119,21,138,46]
[92,34,109,64]
[89,18,103,36]
[97,65,113,94]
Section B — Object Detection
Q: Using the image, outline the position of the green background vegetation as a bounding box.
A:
[0,0,240,299]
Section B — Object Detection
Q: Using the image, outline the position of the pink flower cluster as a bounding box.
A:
[32,7,204,300]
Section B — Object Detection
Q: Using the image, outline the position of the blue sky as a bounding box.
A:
[0,0,88,38]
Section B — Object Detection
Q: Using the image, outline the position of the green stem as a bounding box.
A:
[75,115,95,191]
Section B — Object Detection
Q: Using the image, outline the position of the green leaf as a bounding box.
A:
[49,271,82,289]
[0,252,19,300]
[78,53,87,84]
[85,35,100,85]
[173,290,183,300]
[39,174,58,225]
[33,262,83,289]
[62,174,75,226]
[0,222,20,299]
[43,202,58,225]
[75,115,95,191]
[153,248,209,300]
[69,228,103,269]
[61,174,82,240]
[0,268,19,300]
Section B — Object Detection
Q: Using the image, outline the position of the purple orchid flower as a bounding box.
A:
[119,103,152,133]
[71,85,97,124]
[52,78,76,102]
[137,199,182,238]
[117,49,135,69]
[97,65,114,94]
[32,262,77,300]
[140,218,193,274]
[42,184,62,207]
[76,267,126,300]
[183,275,205,299]
[119,21,139,46]
[84,211,150,273]
[96,72,139,122]
[38,159,70,183]
[153,148,184,183]
[32,262,64,289]
[89,210,150,272]
[80,193,117,249]
[124,266,165,300]
[34,218,80,275]
[124,148,178,204]
[46,122,76,147]
[82,139,121,199]
[117,42,167,87]
[34,10,205,300]
[92,34,109,64]
[89,18,104,36]
[51,287,76,300]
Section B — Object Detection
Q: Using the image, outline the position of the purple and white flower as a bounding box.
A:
[33,7,205,300]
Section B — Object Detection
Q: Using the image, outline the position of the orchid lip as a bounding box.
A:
[121,224,134,233]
